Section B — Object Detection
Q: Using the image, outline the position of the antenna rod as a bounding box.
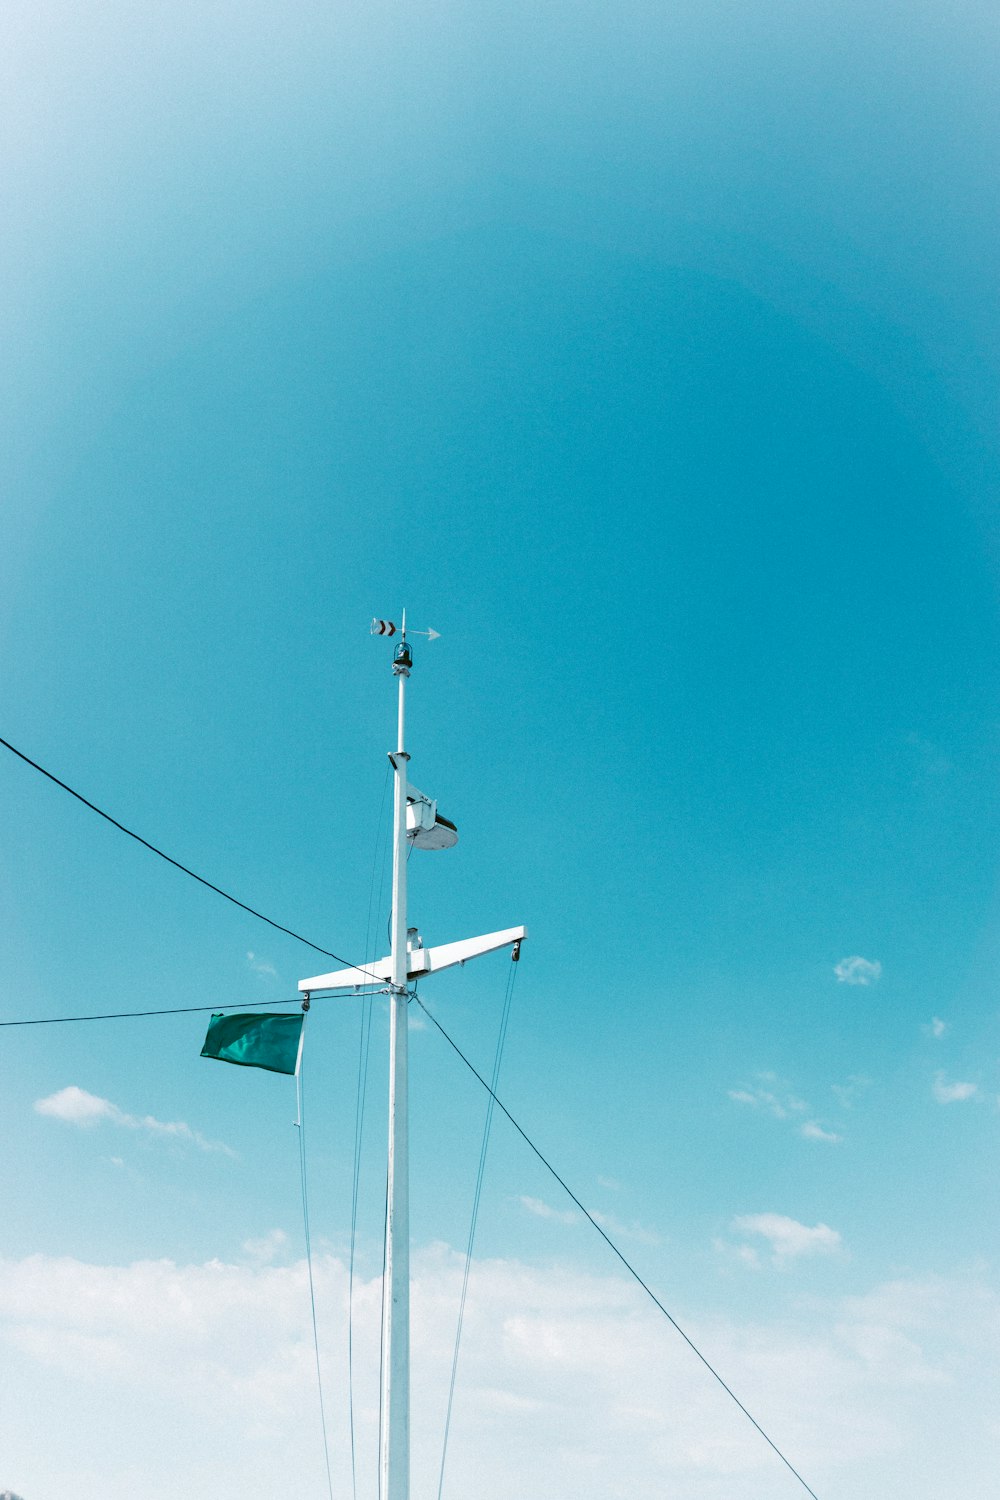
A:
[382,612,412,1500]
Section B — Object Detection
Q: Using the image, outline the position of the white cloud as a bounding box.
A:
[590,1211,661,1247]
[731,1076,856,1143]
[34,1086,235,1156]
[727,1076,807,1120]
[834,956,882,986]
[923,1017,949,1039]
[597,1175,621,1192]
[1,1246,997,1500]
[713,1237,762,1271]
[35,1084,116,1125]
[518,1195,579,1226]
[247,950,278,979]
[730,1213,842,1265]
[242,1230,290,1265]
[519,1193,659,1246]
[932,1074,977,1104]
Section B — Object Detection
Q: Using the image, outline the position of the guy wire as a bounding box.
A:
[295,1020,335,1500]
[349,761,391,1500]
[436,958,519,1500]
[414,994,822,1500]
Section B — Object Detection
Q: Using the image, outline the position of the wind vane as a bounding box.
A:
[371,617,440,641]
[298,613,525,1500]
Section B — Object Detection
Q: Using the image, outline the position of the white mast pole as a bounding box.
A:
[295,615,521,1497]
[382,609,411,1500]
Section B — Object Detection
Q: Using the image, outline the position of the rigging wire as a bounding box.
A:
[436,958,518,1500]
[294,1017,336,1500]
[413,994,822,1500]
[0,732,385,982]
[1,732,824,1495]
[349,991,377,1499]
[0,995,379,1027]
[348,761,391,1500]
[377,1160,390,1500]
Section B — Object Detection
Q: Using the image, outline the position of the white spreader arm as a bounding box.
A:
[299,925,526,992]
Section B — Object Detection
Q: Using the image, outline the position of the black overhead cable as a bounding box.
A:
[11,981,822,1499]
[0,733,384,982]
[2,730,823,1496]
[412,994,822,1500]
[0,996,345,1027]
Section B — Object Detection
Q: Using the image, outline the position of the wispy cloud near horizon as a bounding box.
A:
[730,1213,843,1266]
[518,1195,579,1226]
[1,1244,992,1498]
[242,1229,290,1264]
[34,1086,236,1156]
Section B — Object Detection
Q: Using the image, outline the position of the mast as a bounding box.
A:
[383,610,412,1500]
[296,615,524,1499]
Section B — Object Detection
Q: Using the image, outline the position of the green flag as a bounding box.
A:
[200,1011,304,1075]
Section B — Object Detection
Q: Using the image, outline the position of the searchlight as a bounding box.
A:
[406,783,458,850]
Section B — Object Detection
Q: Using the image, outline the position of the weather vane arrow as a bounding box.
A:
[371,617,440,641]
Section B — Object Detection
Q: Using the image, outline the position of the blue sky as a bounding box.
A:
[2,1,999,1496]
